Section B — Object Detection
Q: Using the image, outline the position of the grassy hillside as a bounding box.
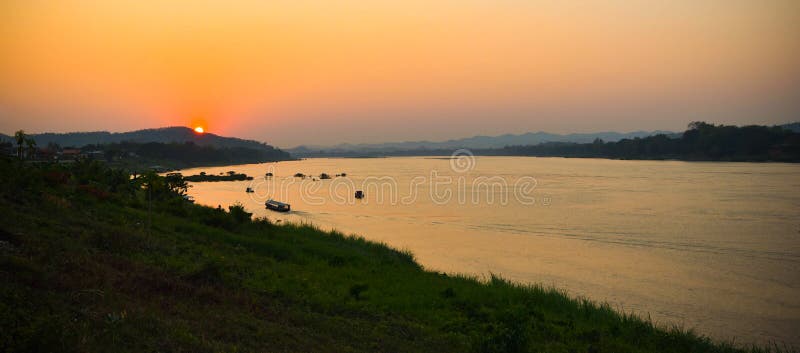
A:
[0,158,788,353]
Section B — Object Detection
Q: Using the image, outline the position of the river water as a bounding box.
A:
[179,156,800,346]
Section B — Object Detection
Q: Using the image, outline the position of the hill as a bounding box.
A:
[2,127,293,169]
[286,122,800,157]
[494,122,800,162]
[287,122,800,160]
[87,141,292,171]
[782,122,800,133]
[2,127,276,151]
[0,156,785,352]
[287,130,677,156]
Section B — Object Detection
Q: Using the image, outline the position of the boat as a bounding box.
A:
[245,187,254,193]
[355,190,364,199]
[265,199,291,212]
[182,195,195,203]
[265,172,273,177]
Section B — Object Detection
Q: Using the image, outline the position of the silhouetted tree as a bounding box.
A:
[228,202,252,223]
[164,173,189,196]
[497,122,798,162]
[46,142,61,151]
[14,130,26,160]
[25,138,37,160]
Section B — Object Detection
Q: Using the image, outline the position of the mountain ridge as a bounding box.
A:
[0,126,281,152]
[4,122,798,154]
[288,123,800,155]
[288,129,678,154]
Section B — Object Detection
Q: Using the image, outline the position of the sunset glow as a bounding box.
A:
[0,1,799,349]
[0,1,798,146]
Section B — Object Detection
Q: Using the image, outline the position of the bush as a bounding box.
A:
[228,202,252,224]
[349,283,369,300]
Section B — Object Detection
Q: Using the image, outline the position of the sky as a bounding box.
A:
[0,0,798,147]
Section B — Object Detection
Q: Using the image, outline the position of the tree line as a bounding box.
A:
[83,141,292,167]
[2,129,293,169]
[491,122,800,162]
[278,122,800,162]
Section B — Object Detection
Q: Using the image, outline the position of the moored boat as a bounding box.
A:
[265,199,291,212]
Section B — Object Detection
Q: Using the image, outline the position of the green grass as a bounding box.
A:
[0,159,794,352]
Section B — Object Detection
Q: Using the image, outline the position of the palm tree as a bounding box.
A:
[25,137,37,160]
[14,130,26,160]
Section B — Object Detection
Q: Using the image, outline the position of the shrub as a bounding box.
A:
[228,202,252,224]
[349,284,369,300]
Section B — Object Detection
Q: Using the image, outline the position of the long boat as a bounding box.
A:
[265,199,291,212]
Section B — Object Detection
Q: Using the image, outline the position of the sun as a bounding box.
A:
[194,126,204,134]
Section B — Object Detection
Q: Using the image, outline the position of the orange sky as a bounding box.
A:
[1,0,798,146]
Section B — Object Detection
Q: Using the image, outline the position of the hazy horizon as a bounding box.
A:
[1,1,799,146]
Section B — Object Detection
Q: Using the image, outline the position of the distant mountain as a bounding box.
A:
[3,127,280,152]
[781,122,800,133]
[288,123,800,156]
[497,121,800,162]
[0,127,292,168]
[288,130,677,156]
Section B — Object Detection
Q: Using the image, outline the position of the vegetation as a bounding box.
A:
[0,127,292,170]
[496,122,800,162]
[83,141,291,170]
[1,126,285,152]
[13,130,37,161]
[182,171,254,182]
[284,122,800,162]
[0,157,792,352]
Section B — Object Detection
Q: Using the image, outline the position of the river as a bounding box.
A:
[179,156,800,346]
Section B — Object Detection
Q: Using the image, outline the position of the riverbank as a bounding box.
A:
[0,158,789,352]
[287,122,800,162]
[182,171,254,182]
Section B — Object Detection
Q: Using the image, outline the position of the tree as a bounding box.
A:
[25,137,37,160]
[164,172,189,196]
[139,171,165,199]
[14,130,26,160]
[46,142,61,152]
[228,202,252,224]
